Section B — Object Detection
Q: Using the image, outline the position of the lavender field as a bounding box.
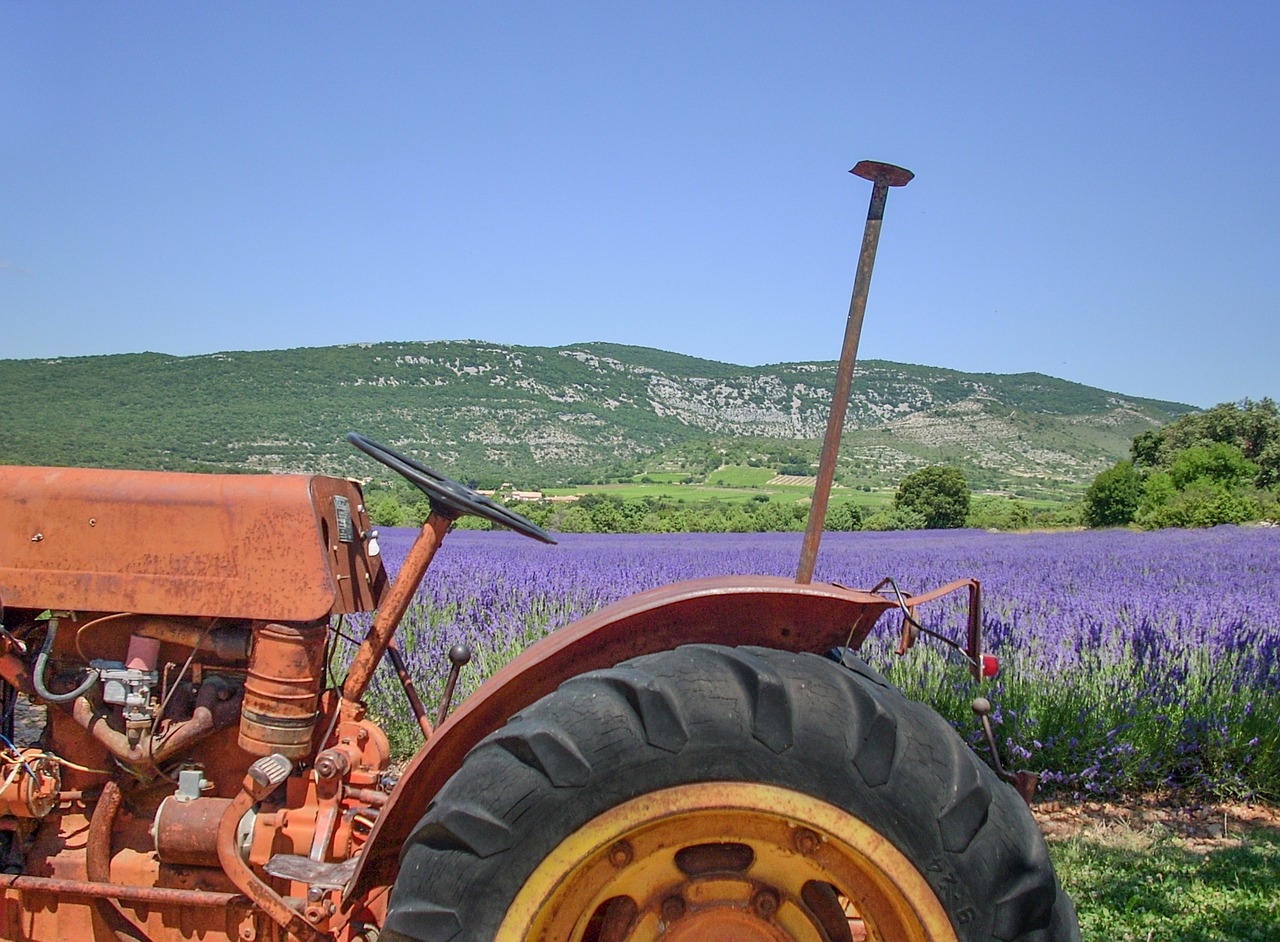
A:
[353,525,1280,802]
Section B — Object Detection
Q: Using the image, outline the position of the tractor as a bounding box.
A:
[0,162,1080,941]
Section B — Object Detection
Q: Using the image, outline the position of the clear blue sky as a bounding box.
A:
[3,3,1276,408]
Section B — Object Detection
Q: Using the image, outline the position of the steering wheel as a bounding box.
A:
[347,432,556,544]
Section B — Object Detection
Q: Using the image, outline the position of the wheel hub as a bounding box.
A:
[497,782,958,942]
[663,906,791,942]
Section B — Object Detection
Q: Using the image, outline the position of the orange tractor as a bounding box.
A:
[0,163,1079,941]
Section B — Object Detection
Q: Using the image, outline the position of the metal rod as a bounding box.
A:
[386,639,434,739]
[435,643,472,728]
[797,161,913,584]
[0,874,248,908]
[342,512,453,704]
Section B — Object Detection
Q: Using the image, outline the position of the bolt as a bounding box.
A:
[752,888,780,918]
[661,894,686,923]
[314,749,349,780]
[792,827,821,855]
[607,840,633,868]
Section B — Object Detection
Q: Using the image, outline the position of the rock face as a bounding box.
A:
[0,340,1194,494]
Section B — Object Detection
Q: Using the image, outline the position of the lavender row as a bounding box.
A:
[354,526,1280,800]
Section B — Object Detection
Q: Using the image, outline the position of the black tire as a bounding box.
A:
[383,645,1080,942]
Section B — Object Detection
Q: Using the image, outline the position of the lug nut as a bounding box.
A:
[792,827,820,855]
[752,888,780,918]
[661,894,686,923]
[607,840,633,868]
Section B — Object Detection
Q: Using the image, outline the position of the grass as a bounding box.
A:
[706,464,779,487]
[1050,828,1280,941]
[543,478,892,508]
[541,482,755,501]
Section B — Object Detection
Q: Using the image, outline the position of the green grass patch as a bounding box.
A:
[543,479,890,510]
[543,482,796,503]
[707,464,778,487]
[1051,829,1280,941]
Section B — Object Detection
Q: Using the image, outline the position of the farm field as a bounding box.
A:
[359,524,1280,804]
[540,472,889,509]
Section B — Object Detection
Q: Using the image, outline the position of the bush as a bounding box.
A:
[1167,443,1259,491]
[1136,482,1259,529]
[967,496,1033,531]
[1032,502,1084,528]
[863,506,927,531]
[824,502,866,532]
[365,490,417,527]
[1083,460,1143,527]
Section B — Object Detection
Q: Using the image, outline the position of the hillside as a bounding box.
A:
[0,340,1195,498]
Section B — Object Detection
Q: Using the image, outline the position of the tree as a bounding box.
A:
[1167,443,1258,491]
[894,466,970,529]
[1138,398,1280,488]
[364,490,415,527]
[1083,460,1143,527]
[824,502,866,532]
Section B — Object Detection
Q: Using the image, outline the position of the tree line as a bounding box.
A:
[1082,399,1280,528]
[363,464,1083,534]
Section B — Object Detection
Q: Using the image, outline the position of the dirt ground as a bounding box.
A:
[1033,795,1280,852]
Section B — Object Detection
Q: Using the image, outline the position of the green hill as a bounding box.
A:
[0,340,1195,499]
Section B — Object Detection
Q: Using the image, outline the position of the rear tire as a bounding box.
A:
[383,645,1079,941]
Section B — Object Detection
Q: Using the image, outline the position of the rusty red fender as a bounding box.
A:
[346,573,972,900]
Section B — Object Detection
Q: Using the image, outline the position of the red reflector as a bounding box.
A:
[981,654,1000,678]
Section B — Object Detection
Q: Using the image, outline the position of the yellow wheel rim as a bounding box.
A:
[496,782,960,942]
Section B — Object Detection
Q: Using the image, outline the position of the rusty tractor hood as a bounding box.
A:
[0,465,385,621]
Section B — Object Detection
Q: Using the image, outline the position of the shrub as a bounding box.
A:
[967,496,1033,531]
[1168,442,1259,490]
[1083,460,1143,527]
[863,506,927,531]
[1136,482,1258,529]
[824,502,866,532]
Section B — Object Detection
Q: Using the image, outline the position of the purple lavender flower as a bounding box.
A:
[354,525,1280,800]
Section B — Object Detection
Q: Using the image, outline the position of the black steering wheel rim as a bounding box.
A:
[347,432,556,544]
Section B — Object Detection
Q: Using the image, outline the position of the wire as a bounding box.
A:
[149,622,216,746]
[72,612,136,662]
[0,733,37,782]
[51,755,113,775]
[876,576,980,669]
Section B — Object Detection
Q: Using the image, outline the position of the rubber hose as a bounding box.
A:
[33,620,98,703]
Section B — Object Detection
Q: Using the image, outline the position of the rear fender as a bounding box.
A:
[347,574,899,899]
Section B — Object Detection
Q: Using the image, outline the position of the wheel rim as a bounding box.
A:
[496,782,960,942]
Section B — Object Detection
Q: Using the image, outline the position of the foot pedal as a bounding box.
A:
[263,854,359,890]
